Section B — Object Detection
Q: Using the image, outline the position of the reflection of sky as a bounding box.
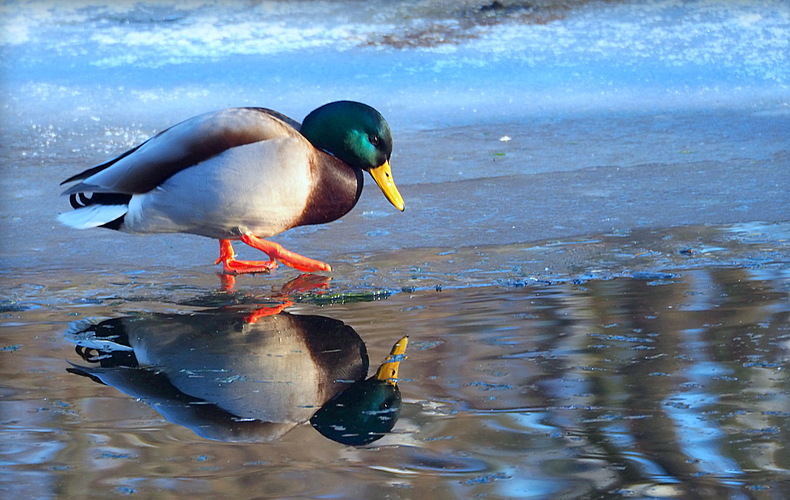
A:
[498,476,569,499]
[497,268,789,489]
[668,318,743,477]
[664,391,743,476]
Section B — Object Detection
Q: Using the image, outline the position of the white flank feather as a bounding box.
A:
[57,205,128,229]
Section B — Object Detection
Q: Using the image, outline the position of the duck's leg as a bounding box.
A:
[215,239,278,275]
[240,233,332,273]
[243,300,294,324]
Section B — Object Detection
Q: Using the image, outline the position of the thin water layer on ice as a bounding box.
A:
[1,265,788,498]
[2,221,788,306]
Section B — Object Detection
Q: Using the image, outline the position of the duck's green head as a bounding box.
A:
[301,101,405,211]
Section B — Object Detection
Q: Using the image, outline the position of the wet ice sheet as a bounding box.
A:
[2,1,788,275]
[2,221,788,308]
[1,267,788,498]
[2,111,789,275]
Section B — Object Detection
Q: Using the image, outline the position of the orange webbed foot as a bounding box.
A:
[243,300,294,324]
[240,234,331,273]
[215,237,330,275]
[273,274,331,295]
[215,239,278,275]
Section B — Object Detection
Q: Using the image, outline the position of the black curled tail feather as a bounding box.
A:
[68,191,132,230]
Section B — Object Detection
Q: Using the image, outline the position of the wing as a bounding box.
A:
[60,107,302,195]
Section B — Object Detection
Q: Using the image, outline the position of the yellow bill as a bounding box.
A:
[369,160,405,211]
[375,336,409,384]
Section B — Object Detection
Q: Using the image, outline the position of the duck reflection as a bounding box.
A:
[66,309,408,445]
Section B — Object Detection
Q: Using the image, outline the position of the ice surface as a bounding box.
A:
[1,0,788,276]
[2,0,788,118]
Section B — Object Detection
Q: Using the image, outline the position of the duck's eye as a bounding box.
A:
[368,135,380,147]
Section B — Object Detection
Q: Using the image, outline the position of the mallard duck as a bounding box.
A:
[67,311,408,444]
[66,310,370,442]
[58,101,405,274]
